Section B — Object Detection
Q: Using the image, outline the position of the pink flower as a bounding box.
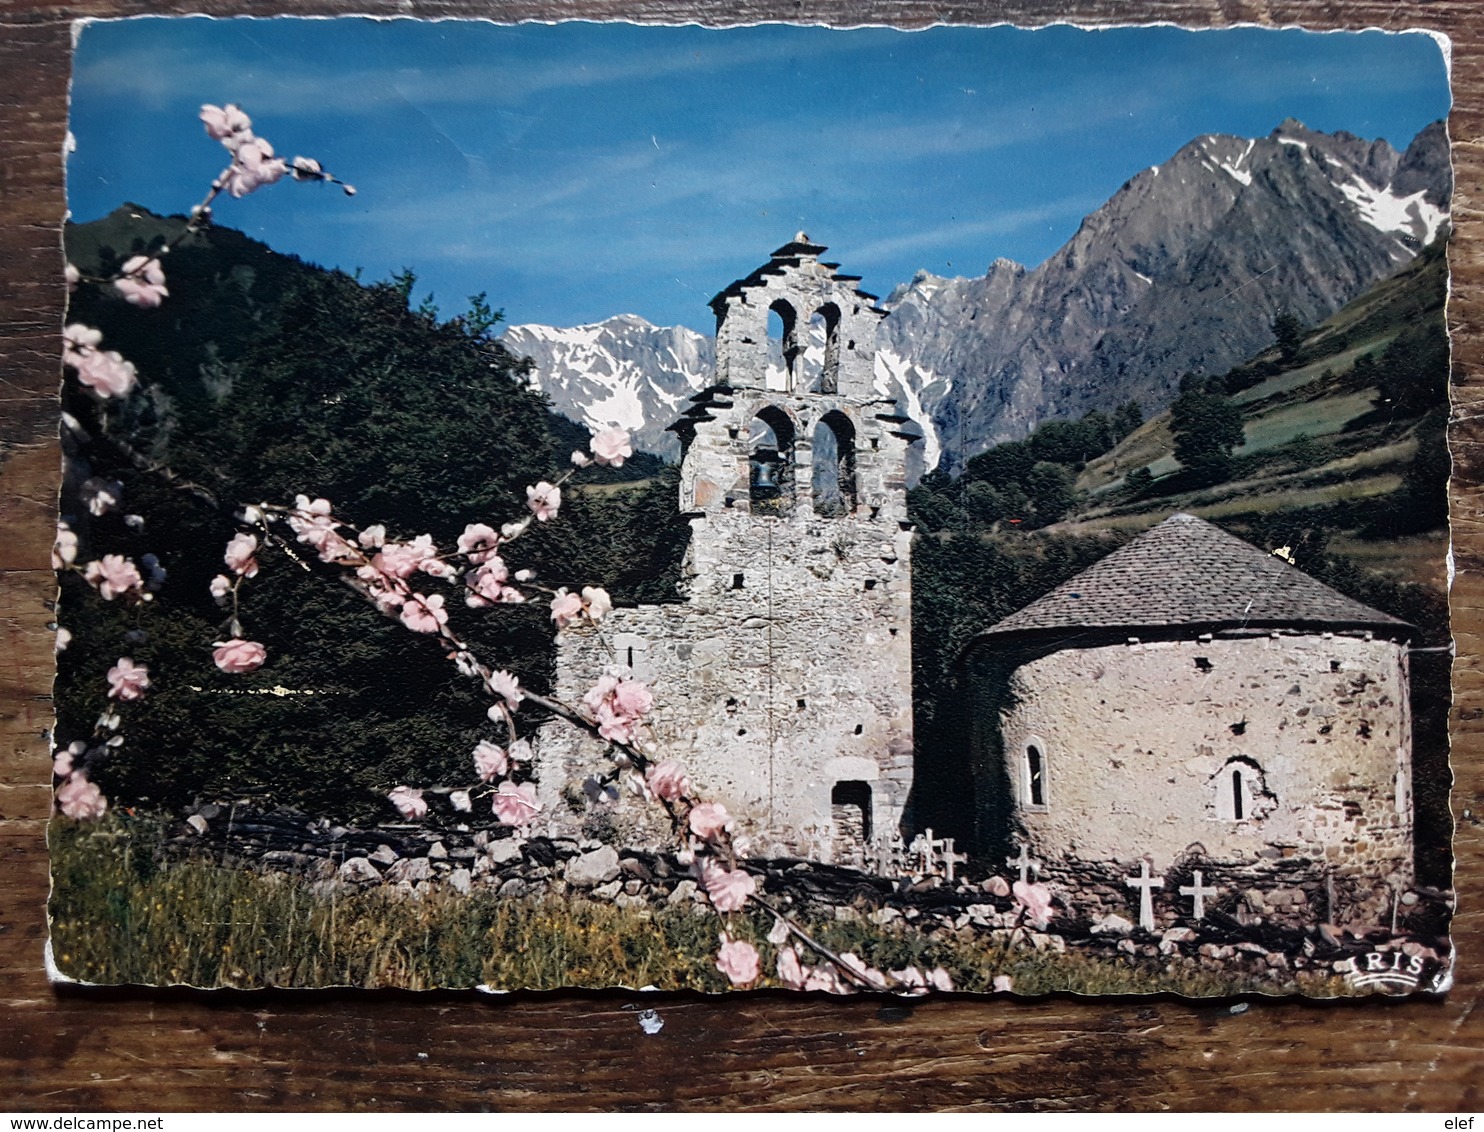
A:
[583,674,619,713]
[388,785,427,819]
[492,781,540,827]
[224,532,260,577]
[65,262,80,291]
[63,323,101,353]
[83,555,144,601]
[71,348,137,398]
[688,801,730,841]
[105,657,150,702]
[590,428,633,467]
[507,738,533,764]
[466,560,521,607]
[114,256,168,308]
[358,524,386,549]
[291,156,323,181]
[570,450,592,468]
[399,593,449,634]
[582,586,613,622]
[645,759,690,802]
[213,638,267,674]
[209,574,233,603]
[526,481,561,522]
[457,523,501,564]
[450,790,472,813]
[802,966,846,994]
[715,934,760,987]
[473,740,508,782]
[355,565,408,612]
[836,952,886,991]
[375,536,438,580]
[224,136,288,198]
[700,860,756,913]
[56,773,107,821]
[55,627,72,654]
[52,523,77,570]
[287,495,339,551]
[81,476,123,516]
[992,975,1014,993]
[53,742,83,779]
[200,103,252,145]
[485,670,522,710]
[1012,880,1055,929]
[776,945,808,990]
[549,588,584,628]
[612,679,654,718]
[583,675,654,744]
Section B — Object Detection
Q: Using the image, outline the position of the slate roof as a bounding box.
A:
[972,513,1409,645]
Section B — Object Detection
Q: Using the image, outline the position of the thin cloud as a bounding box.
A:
[848,199,1106,267]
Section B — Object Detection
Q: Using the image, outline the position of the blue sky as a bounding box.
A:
[68,20,1450,333]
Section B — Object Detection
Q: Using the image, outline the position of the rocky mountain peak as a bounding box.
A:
[498,120,1449,479]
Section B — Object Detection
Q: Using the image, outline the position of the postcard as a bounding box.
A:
[50,18,1454,996]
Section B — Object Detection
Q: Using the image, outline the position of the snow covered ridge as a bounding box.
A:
[501,316,713,460]
[503,313,951,475]
[1191,127,1450,249]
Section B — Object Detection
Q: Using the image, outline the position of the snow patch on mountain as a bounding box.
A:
[874,348,945,475]
[1337,178,1447,247]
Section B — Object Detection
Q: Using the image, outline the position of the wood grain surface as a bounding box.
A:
[2,1,1482,1112]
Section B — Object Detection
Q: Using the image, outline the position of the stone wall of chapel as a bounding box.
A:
[536,505,915,856]
[995,633,1413,883]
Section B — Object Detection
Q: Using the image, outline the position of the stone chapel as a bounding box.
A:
[536,236,921,860]
[960,512,1416,928]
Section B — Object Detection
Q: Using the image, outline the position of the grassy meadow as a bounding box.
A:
[48,814,1345,998]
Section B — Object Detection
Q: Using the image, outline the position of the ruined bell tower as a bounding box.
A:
[541,236,920,862]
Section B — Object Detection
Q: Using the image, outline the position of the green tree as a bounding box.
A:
[1272,309,1306,363]
[1124,465,1154,496]
[1170,377,1245,486]
[1373,319,1450,418]
[1024,461,1076,526]
[56,230,677,824]
[1112,399,1144,441]
[964,480,1007,526]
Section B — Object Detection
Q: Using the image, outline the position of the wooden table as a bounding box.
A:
[2,0,1481,1111]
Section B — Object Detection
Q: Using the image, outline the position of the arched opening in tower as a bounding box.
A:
[812,410,858,517]
[766,300,797,391]
[750,404,797,515]
[814,302,842,393]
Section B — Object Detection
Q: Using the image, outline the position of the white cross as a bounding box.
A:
[913,829,937,875]
[1178,870,1220,921]
[937,837,969,883]
[1124,859,1164,932]
[1007,843,1040,886]
[886,831,906,876]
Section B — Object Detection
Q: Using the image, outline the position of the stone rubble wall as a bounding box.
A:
[170,802,1452,991]
[1032,854,1412,935]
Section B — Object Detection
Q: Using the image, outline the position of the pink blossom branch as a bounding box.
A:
[746,890,896,993]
